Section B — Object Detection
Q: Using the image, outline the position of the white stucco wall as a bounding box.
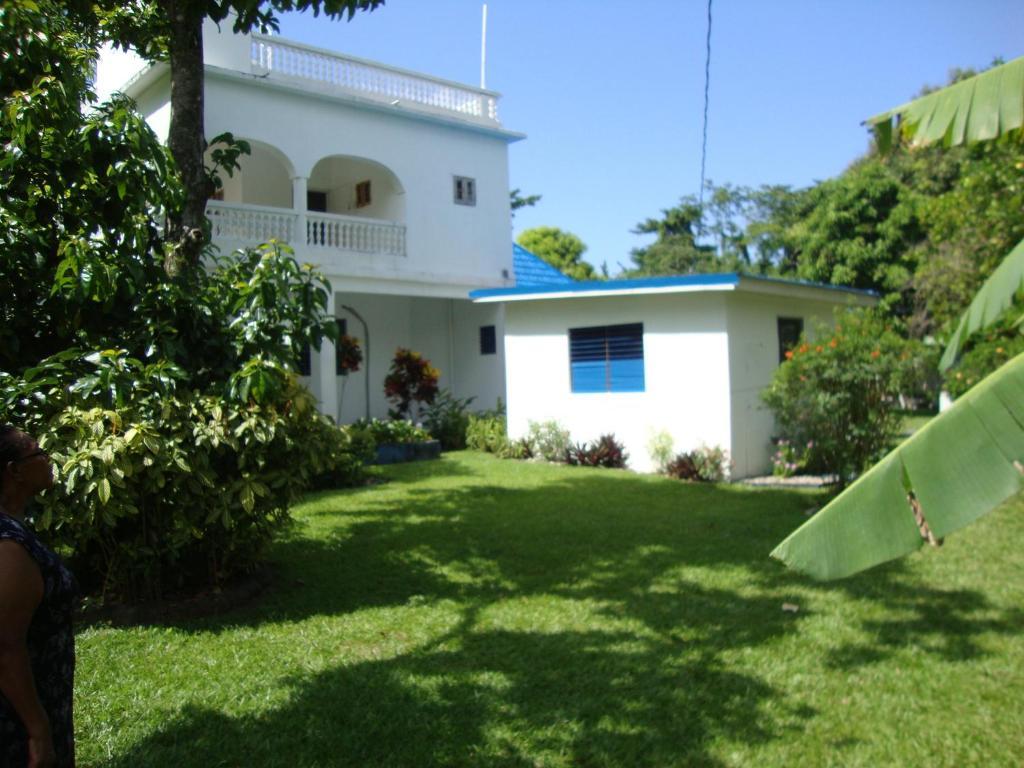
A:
[332,294,504,424]
[724,288,871,477]
[97,21,516,294]
[451,302,506,412]
[201,72,514,289]
[503,293,733,474]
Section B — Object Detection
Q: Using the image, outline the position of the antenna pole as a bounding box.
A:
[480,4,488,89]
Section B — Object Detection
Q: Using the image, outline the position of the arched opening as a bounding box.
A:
[307,155,405,222]
[205,139,294,208]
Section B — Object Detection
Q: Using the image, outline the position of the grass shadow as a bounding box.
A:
[104,603,811,767]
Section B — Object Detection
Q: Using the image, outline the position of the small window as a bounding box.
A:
[297,343,311,377]
[355,180,371,208]
[479,325,496,355]
[307,190,328,212]
[569,323,644,393]
[453,175,476,206]
[777,317,804,363]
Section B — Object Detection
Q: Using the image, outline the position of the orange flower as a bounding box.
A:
[798,343,810,354]
[870,349,880,358]
[784,350,794,360]
[815,345,823,353]
[828,339,837,348]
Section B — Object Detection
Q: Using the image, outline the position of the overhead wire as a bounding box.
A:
[697,0,713,228]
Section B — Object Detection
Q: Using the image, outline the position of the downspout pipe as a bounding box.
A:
[341,304,371,421]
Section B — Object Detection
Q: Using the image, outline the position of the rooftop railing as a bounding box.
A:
[251,36,500,125]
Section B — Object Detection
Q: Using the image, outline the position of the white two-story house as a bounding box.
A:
[95,20,526,423]
[95,22,876,478]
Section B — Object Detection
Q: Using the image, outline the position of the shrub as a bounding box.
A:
[771,439,814,478]
[666,453,700,481]
[943,314,1024,398]
[466,412,506,453]
[353,418,431,445]
[422,389,474,450]
[527,420,571,462]
[666,445,730,482]
[503,437,534,460]
[465,409,533,459]
[647,430,675,473]
[565,434,628,468]
[0,12,350,604]
[761,308,921,487]
[3,351,367,601]
[384,348,439,419]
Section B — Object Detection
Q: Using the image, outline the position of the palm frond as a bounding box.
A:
[867,57,1024,152]
[771,351,1024,580]
[940,237,1024,371]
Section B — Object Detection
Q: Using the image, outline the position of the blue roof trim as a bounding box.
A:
[471,270,878,300]
[512,244,575,287]
[472,272,738,299]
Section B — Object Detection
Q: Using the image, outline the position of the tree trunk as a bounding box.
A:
[162,0,208,275]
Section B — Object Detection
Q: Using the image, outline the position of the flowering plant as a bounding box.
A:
[336,334,362,374]
[762,308,922,487]
[383,348,439,419]
[771,439,814,478]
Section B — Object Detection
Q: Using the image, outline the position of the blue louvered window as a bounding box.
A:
[569,323,645,393]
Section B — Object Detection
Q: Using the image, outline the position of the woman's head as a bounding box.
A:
[0,425,54,499]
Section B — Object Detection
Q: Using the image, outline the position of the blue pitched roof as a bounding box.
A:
[512,243,575,287]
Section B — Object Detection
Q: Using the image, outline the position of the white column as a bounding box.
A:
[292,175,308,247]
[316,289,339,422]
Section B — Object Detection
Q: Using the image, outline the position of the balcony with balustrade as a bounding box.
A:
[206,142,407,265]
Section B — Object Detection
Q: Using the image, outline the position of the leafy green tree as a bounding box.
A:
[624,184,807,278]
[784,159,924,310]
[626,201,719,276]
[510,188,541,219]
[0,0,177,371]
[0,0,360,598]
[772,56,1024,581]
[517,226,597,281]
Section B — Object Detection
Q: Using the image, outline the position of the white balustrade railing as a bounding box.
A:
[206,202,406,258]
[206,200,296,243]
[251,36,500,124]
[306,211,406,257]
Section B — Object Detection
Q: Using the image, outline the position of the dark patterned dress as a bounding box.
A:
[0,513,77,768]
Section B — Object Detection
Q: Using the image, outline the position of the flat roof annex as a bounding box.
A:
[469,272,878,305]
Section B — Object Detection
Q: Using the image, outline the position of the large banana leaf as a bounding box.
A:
[771,351,1024,580]
[867,56,1024,152]
[940,237,1024,371]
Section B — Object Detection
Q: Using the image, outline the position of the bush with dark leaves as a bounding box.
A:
[565,434,628,469]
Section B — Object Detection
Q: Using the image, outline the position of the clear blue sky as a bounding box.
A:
[278,0,1023,272]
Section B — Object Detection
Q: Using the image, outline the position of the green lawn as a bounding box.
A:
[76,452,1024,767]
